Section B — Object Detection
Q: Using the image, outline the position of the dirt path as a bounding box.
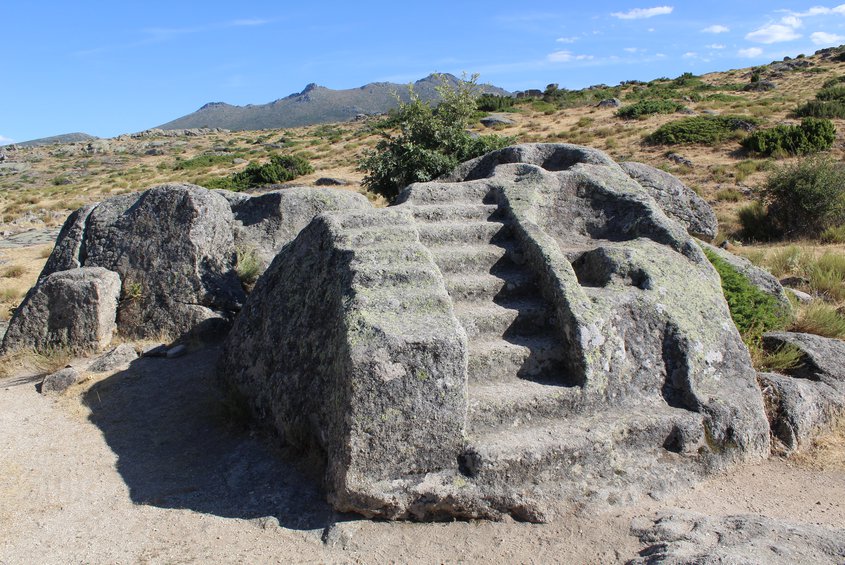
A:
[1,346,843,564]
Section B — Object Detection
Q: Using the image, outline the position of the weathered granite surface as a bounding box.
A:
[221,144,770,521]
[1,267,120,354]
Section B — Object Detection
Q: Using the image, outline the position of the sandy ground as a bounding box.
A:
[1,345,843,565]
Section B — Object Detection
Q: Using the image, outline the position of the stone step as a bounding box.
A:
[460,404,702,486]
[444,269,538,303]
[466,379,582,434]
[339,225,419,248]
[351,263,443,289]
[417,221,512,247]
[428,243,523,275]
[398,184,497,205]
[454,298,557,340]
[333,210,413,230]
[467,335,567,383]
[411,204,501,224]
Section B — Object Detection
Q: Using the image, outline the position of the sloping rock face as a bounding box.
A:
[758,331,845,450]
[1,267,120,354]
[35,183,369,340]
[220,143,770,521]
[619,161,718,241]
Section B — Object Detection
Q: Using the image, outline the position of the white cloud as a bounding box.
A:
[781,15,803,28]
[702,24,729,33]
[790,5,845,17]
[624,47,642,53]
[706,43,726,49]
[648,27,656,32]
[547,50,594,62]
[746,24,802,43]
[811,31,845,45]
[611,6,673,20]
[738,47,764,57]
[556,36,578,43]
[683,51,697,58]
[0,135,13,145]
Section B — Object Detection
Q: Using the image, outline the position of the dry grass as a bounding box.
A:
[790,416,845,470]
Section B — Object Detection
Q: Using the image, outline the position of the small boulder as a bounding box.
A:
[41,367,82,395]
[743,81,777,92]
[597,98,622,108]
[620,161,718,240]
[88,343,138,373]
[314,177,349,186]
[2,267,121,355]
[480,115,515,127]
[787,288,813,304]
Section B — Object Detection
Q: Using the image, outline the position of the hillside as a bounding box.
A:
[156,73,510,131]
[12,132,98,148]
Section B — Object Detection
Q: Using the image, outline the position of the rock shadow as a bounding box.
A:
[83,345,335,530]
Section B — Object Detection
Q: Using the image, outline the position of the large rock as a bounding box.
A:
[1,267,120,354]
[619,161,718,241]
[631,511,845,564]
[217,187,370,267]
[37,183,369,340]
[221,144,770,521]
[757,331,845,450]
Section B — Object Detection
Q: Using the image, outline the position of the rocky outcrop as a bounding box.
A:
[88,343,139,373]
[41,367,83,395]
[631,511,845,564]
[34,183,369,341]
[619,161,718,241]
[217,187,370,267]
[758,332,845,450]
[1,267,120,354]
[220,143,770,521]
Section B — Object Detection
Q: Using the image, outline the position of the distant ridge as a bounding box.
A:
[14,132,98,148]
[156,74,510,132]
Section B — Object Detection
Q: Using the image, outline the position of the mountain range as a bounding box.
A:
[155,73,509,131]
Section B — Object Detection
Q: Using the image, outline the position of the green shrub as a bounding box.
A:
[822,75,845,89]
[715,188,743,202]
[358,74,512,200]
[476,94,515,112]
[205,154,313,191]
[741,118,835,156]
[616,99,685,119]
[815,85,845,101]
[820,224,845,243]
[647,115,758,145]
[704,248,791,342]
[236,247,261,290]
[759,157,845,238]
[173,154,235,170]
[795,100,845,118]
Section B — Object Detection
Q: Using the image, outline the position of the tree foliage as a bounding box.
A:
[358,74,512,200]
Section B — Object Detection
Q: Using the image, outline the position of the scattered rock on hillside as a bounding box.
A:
[480,115,515,127]
[763,331,845,384]
[41,367,83,395]
[666,153,693,167]
[619,161,718,240]
[1,267,120,355]
[314,177,349,186]
[744,80,777,92]
[597,98,622,108]
[631,511,845,564]
[788,288,814,304]
[88,343,139,373]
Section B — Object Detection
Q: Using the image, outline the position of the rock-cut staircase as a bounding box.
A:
[405,187,700,502]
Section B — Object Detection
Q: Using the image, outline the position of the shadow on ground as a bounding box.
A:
[83,345,337,531]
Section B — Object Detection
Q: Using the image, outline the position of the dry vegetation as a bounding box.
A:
[1,51,844,326]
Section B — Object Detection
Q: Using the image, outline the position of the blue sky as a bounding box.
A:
[4,1,845,143]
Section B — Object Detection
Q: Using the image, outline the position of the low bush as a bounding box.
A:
[703,248,791,342]
[741,118,835,157]
[822,75,845,89]
[795,99,845,118]
[791,302,845,339]
[173,154,235,171]
[476,94,515,112]
[715,188,743,202]
[759,157,845,238]
[205,154,313,191]
[358,74,512,200]
[647,115,758,145]
[820,225,845,243]
[815,85,845,101]
[616,99,685,119]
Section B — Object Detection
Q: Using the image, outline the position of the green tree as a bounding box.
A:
[358,74,512,200]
